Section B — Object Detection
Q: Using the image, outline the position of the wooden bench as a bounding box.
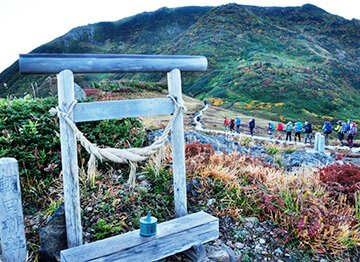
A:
[60,211,218,262]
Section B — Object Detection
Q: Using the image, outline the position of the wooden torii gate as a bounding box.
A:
[19,54,219,261]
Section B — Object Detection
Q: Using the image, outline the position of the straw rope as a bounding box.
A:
[50,95,186,186]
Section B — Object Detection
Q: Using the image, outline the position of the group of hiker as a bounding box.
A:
[325,120,357,147]
[266,121,314,145]
[223,116,357,147]
[222,117,256,136]
[223,117,242,134]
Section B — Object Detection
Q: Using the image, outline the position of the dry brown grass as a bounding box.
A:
[180,143,360,254]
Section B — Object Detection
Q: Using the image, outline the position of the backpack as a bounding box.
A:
[349,124,357,136]
[323,122,332,134]
[269,123,275,131]
[304,123,312,133]
[277,123,284,132]
[236,118,241,126]
[295,122,303,132]
[341,123,348,133]
[346,122,351,132]
[285,123,294,132]
[354,123,357,135]
[230,119,235,128]
[249,120,255,128]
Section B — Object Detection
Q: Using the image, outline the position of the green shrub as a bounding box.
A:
[239,137,252,147]
[0,96,60,181]
[0,96,145,207]
[266,145,280,155]
[92,218,126,240]
[94,80,166,93]
[144,164,173,195]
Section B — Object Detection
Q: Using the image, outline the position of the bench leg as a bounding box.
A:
[183,244,206,261]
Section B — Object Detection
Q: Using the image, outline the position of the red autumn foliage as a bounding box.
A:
[335,154,343,160]
[185,142,214,163]
[84,88,102,96]
[185,142,214,176]
[319,163,360,203]
[320,163,360,186]
[256,192,285,216]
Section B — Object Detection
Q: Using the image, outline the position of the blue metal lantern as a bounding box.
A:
[139,211,157,237]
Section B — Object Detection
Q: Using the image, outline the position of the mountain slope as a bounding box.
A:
[168,4,360,122]
[0,6,210,97]
[1,4,359,123]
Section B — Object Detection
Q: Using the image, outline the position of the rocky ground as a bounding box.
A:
[149,130,338,170]
[169,215,358,262]
[3,130,359,262]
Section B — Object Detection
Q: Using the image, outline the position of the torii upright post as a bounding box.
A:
[57,70,83,247]
[168,69,187,217]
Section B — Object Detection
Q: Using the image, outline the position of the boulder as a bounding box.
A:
[282,150,334,170]
[205,242,236,262]
[40,203,67,262]
[74,83,86,101]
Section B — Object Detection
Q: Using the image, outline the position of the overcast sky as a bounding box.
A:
[0,0,359,73]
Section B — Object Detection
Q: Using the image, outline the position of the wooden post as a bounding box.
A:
[167,69,187,218]
[57,70,83,247]
[0,158,27,262]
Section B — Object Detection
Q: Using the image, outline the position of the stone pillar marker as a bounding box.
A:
[314,132,320,151]
[314,132,325,152]
[0,158,27,262]
[319,135,325,152]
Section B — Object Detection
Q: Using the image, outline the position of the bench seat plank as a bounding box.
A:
[61,211,219,262]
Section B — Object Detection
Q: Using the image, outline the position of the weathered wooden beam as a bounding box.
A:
[73,97,174,123]
[0,158,27,262]
[58,70,83,247]
[60,211,219,262]
[19,53,208,73]
[168,69,187,218]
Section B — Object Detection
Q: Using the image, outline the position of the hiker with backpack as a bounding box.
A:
[235,117,241,134]
[347,122,357,148]
[248,118,255,136]
[229,118,235,133]
[294,121,303,142]
[277,122,285,140]
[224,117,230,132]
[267,122,275,139]
[334,120,346,145]
[285,121,294,142]
[322,121,333,145]
[304,121,313,145]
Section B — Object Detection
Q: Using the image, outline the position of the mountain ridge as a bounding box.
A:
[1,4,359,123]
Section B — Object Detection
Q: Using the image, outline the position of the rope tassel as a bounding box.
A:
[87,153,97,183]
[50,96,186,187]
